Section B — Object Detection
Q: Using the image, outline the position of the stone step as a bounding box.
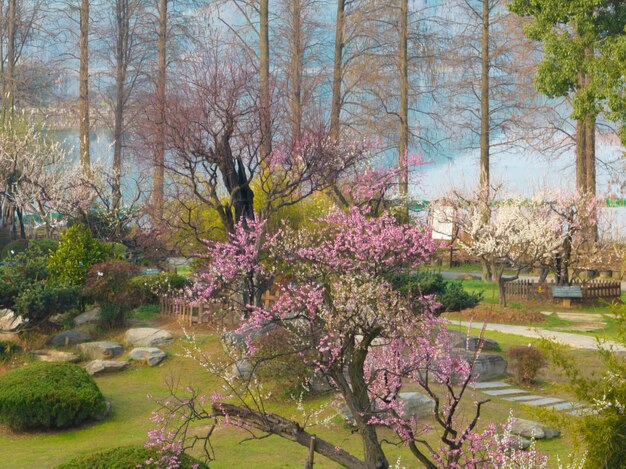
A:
[473,381,510,389]
[482,388,528,396]
[503,394,545,402]
[522,397,566,407]
[545,401,583,412]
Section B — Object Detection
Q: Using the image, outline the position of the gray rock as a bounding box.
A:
[49,330,92,347]
[74,306,101,326]
[470,354,508,382]
[231,359,253,380]
[453,334,499,352]
[309,371,333,393]
[94,398,112,421]
[505,435,533,450]
[78,341,124,360]
[32,349,80,363]
[128,347,167,366]
[510,418,560,440]
[221,321,276,356]
[124,328,173,347]
[397,392,436,420]
[85,359,129,376]
[0,308,26,331]
[335,401,357,427]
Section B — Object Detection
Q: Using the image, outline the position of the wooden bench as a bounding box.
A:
[551,286,583,307]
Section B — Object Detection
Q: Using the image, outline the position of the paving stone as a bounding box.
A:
[473,381,510,389]
[523,397,565,407]
[482,388,527,396]
[545,402,582,411]
[567,408,597,416]
[503,394,546,402]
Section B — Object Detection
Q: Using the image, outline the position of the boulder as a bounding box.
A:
[221,321,276,356]
[231,359,253,380]
[74,306,101,326]
[309,371,333,393]
[510,418,560,440]
[452,333,499,352]
[32,349,80,363]
[470,354,508,382]
[505,435,532,451]
[128,347,167,366]
[0,309,26,332]
[335,400,357,427]
[49,330,92,347]
[85,360,129,376]
[78,341,124,360]
[397,392,436,420]
[124,328,173,347]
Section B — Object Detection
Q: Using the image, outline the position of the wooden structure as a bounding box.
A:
[505,279,621,305]
[159,286,282,327]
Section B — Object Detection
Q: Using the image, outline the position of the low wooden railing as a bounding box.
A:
[505,279,621,303]
[159,286,282,327]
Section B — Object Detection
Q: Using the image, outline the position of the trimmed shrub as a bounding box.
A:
[387,271,482,314]
[0,239,29,259]
[29,239,59,255]
[55,445,208,469]
[253,327,314,395]
[84,260,140,328]
[48,225,108,286]
[508,345,546,385]
[0,362,106,430]
[129,273,189,304]
[0,341,21,362]
[13,284,82,322]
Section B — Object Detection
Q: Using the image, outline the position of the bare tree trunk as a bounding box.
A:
[79,0,90,169]
[112,0,129,213]
[259,0,271,160]
[398,0,409,208]
[330,0,345,142]
[479,0,490,282]
[575,116,587,194]
[152,0,167,222]
[289,0,303,144]
[2,0,15,122]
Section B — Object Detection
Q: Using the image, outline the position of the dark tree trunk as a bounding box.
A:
[152,0,167,222]
[330,0,345,142]
[79,0,90,169]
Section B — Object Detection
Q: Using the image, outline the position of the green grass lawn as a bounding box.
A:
[0,326,590,469]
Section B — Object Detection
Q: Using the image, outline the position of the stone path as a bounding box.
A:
[453,320,626,352]
[473,381,585,416]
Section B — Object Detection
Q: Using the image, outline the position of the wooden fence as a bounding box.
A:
[159,286,282,327]
[505,279,621,303]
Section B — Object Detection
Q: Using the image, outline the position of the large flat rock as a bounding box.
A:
[49,330,92,347]
[510,418,560,440]
[0,309,26,331]
[128,347,166,366]
[398,392,435,420]
[470,354,508,382]
[74,306,101,326]
[85,359,129,376]
[124,328,173,347]
[33,349,80,363]
[78,341,124,359]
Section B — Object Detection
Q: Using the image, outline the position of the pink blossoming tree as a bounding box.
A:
[150,207,549,468]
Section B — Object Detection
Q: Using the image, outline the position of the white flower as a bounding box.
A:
[97,271,104,277]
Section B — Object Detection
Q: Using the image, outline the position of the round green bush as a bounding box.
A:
[55,445,208,469]
[1,239,29,259]
[0,362,106,430]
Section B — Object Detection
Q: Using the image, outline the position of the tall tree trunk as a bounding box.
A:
[575,117,587,194]
[585,115,597,241]
[259,0,271,161]
[152,0,167,223]
[330,0,345,142]
[289,0,302,144]
[398,0,409,209]
[79,0,90,169]
[480,0,490,282]
[2,0,15,123]
[112,0,128,214]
